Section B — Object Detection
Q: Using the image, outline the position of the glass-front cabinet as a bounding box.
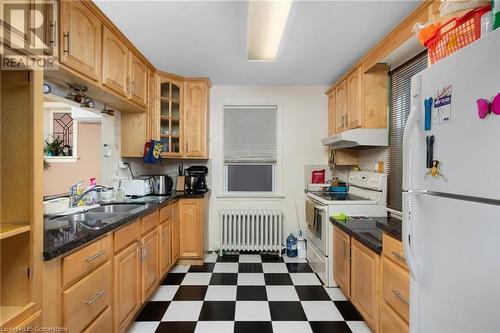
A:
[157,77,183,156]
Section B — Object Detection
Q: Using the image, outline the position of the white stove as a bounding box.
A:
[305,171,387,287]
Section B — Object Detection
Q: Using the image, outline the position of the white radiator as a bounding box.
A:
[219,209,283,256]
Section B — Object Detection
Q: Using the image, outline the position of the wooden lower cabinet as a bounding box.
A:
[84,307,113,333]
[141,229,159,302]
[172,202,180,262]
[159,220,173,276]
[332,226,351,298]
[351,239,379,332]
[380,302,408,333]
[179,198,205,259]
[62,261,112,333]
[114,241,141,333]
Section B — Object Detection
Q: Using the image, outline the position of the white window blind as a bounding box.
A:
[224,106,277,163]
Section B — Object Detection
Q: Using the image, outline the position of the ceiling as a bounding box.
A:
[94,1,420,85]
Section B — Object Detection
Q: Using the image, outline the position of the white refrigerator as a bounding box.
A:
[403,29,500,333]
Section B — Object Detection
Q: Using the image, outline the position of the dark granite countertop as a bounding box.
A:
[43,190,210,260]
[330,216,385,254]
[375,217,402,241]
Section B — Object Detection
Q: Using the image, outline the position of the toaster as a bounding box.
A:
[120,177,153,196]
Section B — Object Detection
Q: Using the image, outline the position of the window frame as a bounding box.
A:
[219,103,284,199]
[45,109,79,163]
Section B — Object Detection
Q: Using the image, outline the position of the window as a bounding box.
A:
[44,110,78,161]
[387,52,427,212]
[223,105,278,194]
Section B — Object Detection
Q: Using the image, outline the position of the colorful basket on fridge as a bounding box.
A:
[424,6,491,64]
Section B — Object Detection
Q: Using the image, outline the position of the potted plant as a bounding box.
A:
[44,136,63,156]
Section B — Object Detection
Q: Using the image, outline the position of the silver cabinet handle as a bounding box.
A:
[63,32,69,53]
[84,290,105,305]
[137,242,143,264]
[391,251,407,263]
[345,113,349,126]
[131,81,136,94]
[49,22,56,45]
[86,251,106,262]
[392,289,409,304]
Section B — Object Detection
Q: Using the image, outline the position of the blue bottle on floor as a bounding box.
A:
[286,233,298,257]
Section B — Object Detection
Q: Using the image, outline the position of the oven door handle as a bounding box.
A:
[315,205,327,211]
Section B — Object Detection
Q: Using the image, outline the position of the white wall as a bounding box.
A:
[208,85,329,250]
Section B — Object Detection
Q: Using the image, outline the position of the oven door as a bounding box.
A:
[305,198,328,255]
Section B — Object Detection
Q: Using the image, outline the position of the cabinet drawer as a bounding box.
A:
[83,306,112,333]
[62,234,112,289]
[382,257,409,322]
[142,210,159,234]
[160,204,172,223]
[382,233,408,269]
[114,219,141,253]
[63,261,112,333]
[380,301,409,333]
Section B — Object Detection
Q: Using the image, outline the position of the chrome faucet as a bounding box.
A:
[69,181,110,207]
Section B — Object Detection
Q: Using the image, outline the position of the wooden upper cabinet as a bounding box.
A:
[351,239,380,332]
[328,64,388,134]
[332,226,351,298]
[128,52,148,107]
[60,0,101,81]
[102,26,128,97]
[184,80,210,158]
[346,67,362,129]
[335,80,347,134]
[327,92,336,136]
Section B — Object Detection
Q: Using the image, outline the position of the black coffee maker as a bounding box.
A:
[185,166,208,192]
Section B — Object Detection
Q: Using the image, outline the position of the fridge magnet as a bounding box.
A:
[476,92,500,119]
[425,160,448,182]
[424,97,432,130]
[433,85,452,125]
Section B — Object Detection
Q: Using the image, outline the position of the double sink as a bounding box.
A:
[49,204,147,231]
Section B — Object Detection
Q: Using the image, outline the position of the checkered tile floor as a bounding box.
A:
[127,253,371,333]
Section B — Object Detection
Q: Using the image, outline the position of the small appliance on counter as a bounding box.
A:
[184,166,208,192]
[120,176,153,197]
[149,174,173,195]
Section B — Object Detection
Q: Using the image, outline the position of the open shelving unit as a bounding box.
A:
[0,70,43,327]
[158,78,183,156]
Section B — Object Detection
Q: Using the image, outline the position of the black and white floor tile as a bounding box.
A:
[128,253,371,333]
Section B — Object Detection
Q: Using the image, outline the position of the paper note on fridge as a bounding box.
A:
[433,85,452,125]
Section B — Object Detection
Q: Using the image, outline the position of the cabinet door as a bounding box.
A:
[148,70,159,141]
[102,26,128,97]
[121,112,147,157]
[332,226,351,298]
[128,52,148,107]
[327,92,336,136]
[60,0,101,81]
[83,306,112,333]
[184,80,209,158]
[114,241,141,333]
[172,202,180,262]
[380,301,408,333]
[351,239,379,332]
[179,199,202,258]
[141,229,159,302]
[335,80,347,133]
[346,67,362,129]
[158,220,172,276]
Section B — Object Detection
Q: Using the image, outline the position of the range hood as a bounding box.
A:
[321,128,388,148]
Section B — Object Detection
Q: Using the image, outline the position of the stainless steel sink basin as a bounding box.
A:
[88,204,144,213]
[50,212,121,230]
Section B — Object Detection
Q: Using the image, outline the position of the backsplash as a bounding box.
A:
[122,158,212,189]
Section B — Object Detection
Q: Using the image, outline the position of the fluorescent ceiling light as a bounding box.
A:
[247,0,292,61]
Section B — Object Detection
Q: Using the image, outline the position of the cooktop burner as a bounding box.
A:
[312,192,371,201]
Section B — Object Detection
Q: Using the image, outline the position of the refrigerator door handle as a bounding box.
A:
[402,75,421,191]
[403,191,418,281]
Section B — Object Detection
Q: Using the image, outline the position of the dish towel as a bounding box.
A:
[305,200,316,229]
